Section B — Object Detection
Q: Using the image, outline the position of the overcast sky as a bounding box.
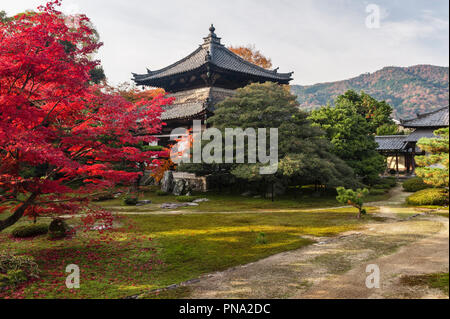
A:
[2,0,449,86]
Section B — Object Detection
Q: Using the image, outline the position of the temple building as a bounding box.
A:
[375,106,449,175]
[132,25,293,141]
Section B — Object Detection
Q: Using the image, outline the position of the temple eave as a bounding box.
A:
[134,68,292,92]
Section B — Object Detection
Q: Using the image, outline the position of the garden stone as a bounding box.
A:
[136,200,152,206]
[193,198,209,203]
[161,171,174,193]
[241,191,253,197]
[161,203,179,209]
[172,179,186,196]
[160,201,199,209]
[187,203,199,206]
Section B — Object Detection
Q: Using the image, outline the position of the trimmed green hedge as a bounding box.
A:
[156,190,169,196]
[371,177,397,191]
[369,188,388,196]
[403,177,431,192]
[406,188,449,206]
[382,177,397,188]
[48,219,71,240]
[141,145,164,152]
[123,196,138,206]
[11,224,48,238]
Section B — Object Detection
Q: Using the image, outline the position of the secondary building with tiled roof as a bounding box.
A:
[375,106,449,175]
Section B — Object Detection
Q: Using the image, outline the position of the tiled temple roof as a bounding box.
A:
[376,129,441,152]
[161,102,205,121]
[161,87,234,120]
[400,106,449,128]
[375,135,407,151]
[403,129,438,142]
[377,107,448,152]
[132,25,293,88]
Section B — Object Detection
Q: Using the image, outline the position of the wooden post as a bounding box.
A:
[395,152,399,176]
[405,153,410,174]
[271,182,274,202]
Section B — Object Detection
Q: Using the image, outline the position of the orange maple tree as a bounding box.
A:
[228,45,272,69]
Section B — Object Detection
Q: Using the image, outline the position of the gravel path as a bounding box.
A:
[177,186,449,299]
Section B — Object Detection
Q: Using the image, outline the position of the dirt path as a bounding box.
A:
[181,186,449,299]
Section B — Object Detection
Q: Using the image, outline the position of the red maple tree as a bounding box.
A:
[0,1,172,231]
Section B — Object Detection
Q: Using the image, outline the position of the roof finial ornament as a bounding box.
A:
[209,24,215,35]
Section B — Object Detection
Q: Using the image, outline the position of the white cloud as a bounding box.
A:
[1,0,448,86]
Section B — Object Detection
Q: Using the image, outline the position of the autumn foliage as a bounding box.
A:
[228,45,272,69]
[0,1,172,230]
[111,82,166,104]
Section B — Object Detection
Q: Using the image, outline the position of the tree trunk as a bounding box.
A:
[0,193,38,231]
[271,182,274,202]
[357,207,363,219]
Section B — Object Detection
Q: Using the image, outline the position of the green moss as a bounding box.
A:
[400,273,449,295]
[140,286,192,299]
[312,253,352,274]
[0,208,373,299]
[12,224,48,238]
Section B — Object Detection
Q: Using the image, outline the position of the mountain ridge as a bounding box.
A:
[291,64,449,119]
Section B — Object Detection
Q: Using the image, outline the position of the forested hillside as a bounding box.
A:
[291,65,449,119]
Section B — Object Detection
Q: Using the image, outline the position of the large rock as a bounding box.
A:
[161,171,174,193]
[172,179,186,196]
[160,202,199,209]
[193,198,209,203]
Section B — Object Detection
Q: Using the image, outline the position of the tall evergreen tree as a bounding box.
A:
[415,128,449,188]
[309,91,386,184]
[179,82,359,193]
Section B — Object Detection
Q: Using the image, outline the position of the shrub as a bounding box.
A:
[6,270,28,286]
[175,196,196,202]
[156,190,169,196]
[0,253,40,279]
[383,177,397,188]
[336,187,369,219]
[123,196,138,206]
[141,145,164,152]
[48,219,71,240]
[372,177,397,190]
[256,232,267,245]
[11,224,48,238]
[372,184,389,190]
[406,188,449,206]
[0,273,9,288]
[369,188,387,196]
[403,177,431,192]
